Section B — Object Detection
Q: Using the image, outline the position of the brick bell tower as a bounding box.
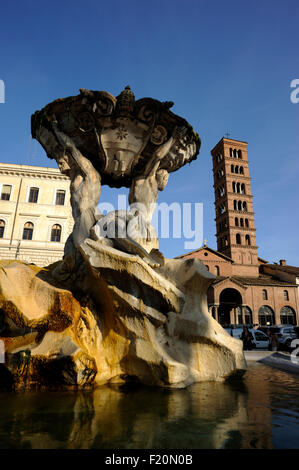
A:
[210,137,259,277]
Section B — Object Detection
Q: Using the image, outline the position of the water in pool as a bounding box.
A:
[0,363,298,449]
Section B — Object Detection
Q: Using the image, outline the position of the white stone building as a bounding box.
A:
[0,162,73,266]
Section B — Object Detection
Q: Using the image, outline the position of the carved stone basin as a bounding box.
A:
[31,86,201,188]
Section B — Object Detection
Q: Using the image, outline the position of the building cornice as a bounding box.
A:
[216,227,256,236]
[211,138,248,153]
[0,163,70,181]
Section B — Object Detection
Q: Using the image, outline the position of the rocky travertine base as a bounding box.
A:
[0,253,246,391]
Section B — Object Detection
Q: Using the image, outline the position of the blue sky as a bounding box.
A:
[0,0,298,263]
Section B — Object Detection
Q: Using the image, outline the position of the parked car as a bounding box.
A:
[224,327,270,349]
[257,325,297,349]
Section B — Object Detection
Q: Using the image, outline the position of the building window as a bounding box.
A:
[51,224,62,242]
[231,164,234,173]
[22,222,34,240]
[240,166,244,174]
[238,150,242,159]
[0,220,5,238]
[55,190,66,206]
[280,306,296,325]
[235,217,239,227]
[240,218,244,227]
[258,305,274,326]
[245,219,249,228]
[262,289,268,300]
[283,290,289,301]
[245,234,251,246]
[236,306,243,324]
[244,306,252,324]
[215,266,220,276]
[236,233,241,245]
[1,184,12,201]
[28,187,39,203]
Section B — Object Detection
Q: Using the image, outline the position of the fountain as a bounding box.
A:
[0,87,246,391]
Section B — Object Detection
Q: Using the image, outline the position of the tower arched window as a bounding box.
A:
[218,185,225,197]
[233,149,237,158]
[231,164,234,173]
[22,222,34,240]
[243,201,247,212]
[262,289,268,300]
[217,169,224,179]
[241,184,245,194]
[234,200,237,210]
[240,166,244,174]
[236,233,241,245]
[245,219,249,228]
[245,234,251,246]
[0,220,5,238]
[238,201,242,211]
[235,165,239,174]
[232,182,236,193]
[51,224,62,242]
[230,148,233,157]
[240,218,244,227]
[235,217,239,227]
[238,150,242,159]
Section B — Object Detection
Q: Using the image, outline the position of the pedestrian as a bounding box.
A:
[241,326,254,350]
[266,329,278,351]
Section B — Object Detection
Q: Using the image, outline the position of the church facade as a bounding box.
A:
[177,137,299,326]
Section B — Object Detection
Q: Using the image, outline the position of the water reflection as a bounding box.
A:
[0,364,298,449]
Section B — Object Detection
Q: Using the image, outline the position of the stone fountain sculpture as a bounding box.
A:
[0,87,246,391]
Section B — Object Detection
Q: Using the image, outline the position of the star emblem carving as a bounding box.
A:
[116,126,128,140]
